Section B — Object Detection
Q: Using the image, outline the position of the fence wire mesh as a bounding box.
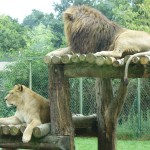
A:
[0,58,149,138]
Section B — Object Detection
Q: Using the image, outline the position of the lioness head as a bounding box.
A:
[4,84,24,107]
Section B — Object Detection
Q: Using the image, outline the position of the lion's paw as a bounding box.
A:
[22,134,31,143]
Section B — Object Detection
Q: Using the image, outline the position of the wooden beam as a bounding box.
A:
[73,114,97,128]
[64,63,150,78]
[0,135,70,150]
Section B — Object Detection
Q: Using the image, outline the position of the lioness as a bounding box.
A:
[0,84,50,143]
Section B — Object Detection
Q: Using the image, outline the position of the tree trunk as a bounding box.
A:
[96,78,127,150]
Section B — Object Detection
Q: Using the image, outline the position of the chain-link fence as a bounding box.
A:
[0,58,149,139]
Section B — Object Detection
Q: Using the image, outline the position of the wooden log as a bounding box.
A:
[1,125,9,135]
[33,123,51,138]
[113,58,124,67]
[44,47,71,64]
[51,56,61,64]
[95,56,106,66]
[124,55,131,63]
[86,53,96,63]
[71,54,80,63]
[132,56,140,64]
[73,114,97,128]
[140,55,150,64]
[9,125,21,136]
[124,51,150,83]
[125,55,140,64]
[43,55,53,64]
[61,54,72,64]
[105,57,116,65]
[20,124,26,133]
[48,64,74,150]
[79,54,86,61]
[75,127,97,137]
[0,114,97,137]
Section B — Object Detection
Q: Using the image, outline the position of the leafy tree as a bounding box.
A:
[53,0,101,18]
[0,22,55,98]
[23,23,55,57]
[23,10,54,28]
[112,0,150,31]
[23,10,65,48]
[0,15,27,53]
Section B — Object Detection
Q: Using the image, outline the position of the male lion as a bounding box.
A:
[63,5,150,56]
[0,84,50,143]
[48,5,150,82]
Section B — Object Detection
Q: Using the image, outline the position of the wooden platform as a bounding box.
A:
[44,51,150,150]
[44,53,150,78]
[0,115,97,149]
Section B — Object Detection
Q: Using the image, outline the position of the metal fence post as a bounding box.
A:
[137,78,141,137]
[79,78,83,114]
[29,59,32,90]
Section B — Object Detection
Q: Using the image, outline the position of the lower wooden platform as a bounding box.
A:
[0,115,97,149]
[0,135,70,150]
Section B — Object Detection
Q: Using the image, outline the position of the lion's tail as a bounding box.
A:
[124,51,150,85]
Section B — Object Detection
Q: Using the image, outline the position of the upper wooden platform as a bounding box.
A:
[44,53,150,79]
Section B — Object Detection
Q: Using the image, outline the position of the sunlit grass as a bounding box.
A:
[117,140,150,150]
[75,137,97,150]
[75,137,150,150]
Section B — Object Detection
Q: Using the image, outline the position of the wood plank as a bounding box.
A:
[64,63,150,78]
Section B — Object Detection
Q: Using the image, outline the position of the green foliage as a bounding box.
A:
[24,24,55,56]
[0,15,27,53]
[95,1,114,19]
[117,112,150,140]
[22,10,65,48]
[23,10,54,28]
[112,0,150,31]
[53,0,97,17]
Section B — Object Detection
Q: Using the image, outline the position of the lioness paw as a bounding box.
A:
[22,134,31,143]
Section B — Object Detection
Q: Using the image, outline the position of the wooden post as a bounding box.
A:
[96,78,127,150]
[48,64,74,150]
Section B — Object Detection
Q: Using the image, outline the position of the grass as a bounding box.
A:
[75,137,97,150]
[75,137,150,150]
[117,140,150,150]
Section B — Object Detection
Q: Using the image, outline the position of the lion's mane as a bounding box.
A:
[63,5,124,54]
